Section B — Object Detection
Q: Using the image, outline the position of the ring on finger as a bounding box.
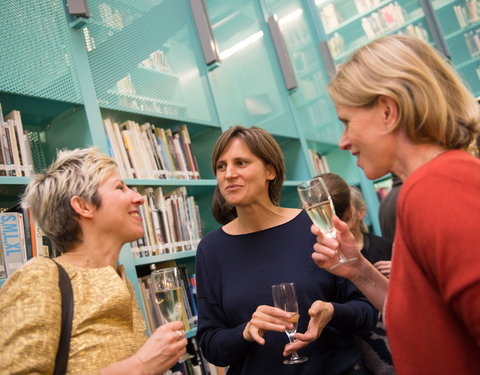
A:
[175,330,185,339]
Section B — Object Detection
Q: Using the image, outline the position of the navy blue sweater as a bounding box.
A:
[196,211,377,375]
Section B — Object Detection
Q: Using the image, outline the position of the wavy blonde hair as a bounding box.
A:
[329,34,480,149]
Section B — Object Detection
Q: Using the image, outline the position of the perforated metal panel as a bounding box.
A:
[28,131,47,172]
[85,0,218,125]
[0,1,83,103]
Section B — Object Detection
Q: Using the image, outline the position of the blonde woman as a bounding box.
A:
[309,34,480,374]
[0,148,187,374]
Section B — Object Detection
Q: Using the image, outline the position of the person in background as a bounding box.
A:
[350,186,392,279]
[196,126,377,375]
[307,34,480,374]
[318,174,394,374]
[0,147,187,374]
[348,186,394,375]
[377,174,402,242]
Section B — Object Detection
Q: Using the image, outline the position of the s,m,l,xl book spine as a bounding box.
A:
[0,213,26,277]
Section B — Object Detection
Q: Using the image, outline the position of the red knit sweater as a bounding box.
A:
[386,150,480,374]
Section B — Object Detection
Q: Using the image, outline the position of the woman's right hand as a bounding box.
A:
[101,321,187,375]
[311,216,362,280]
[243,305,296,345]
[134,321,188,374]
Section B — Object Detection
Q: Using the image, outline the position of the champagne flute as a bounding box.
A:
[151,267,193,362]
[271,283,308,365]
[297,176,357,270]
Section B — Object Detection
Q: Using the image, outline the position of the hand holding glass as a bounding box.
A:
[271,283,308,365]
[151,267,192,362]
[297,176,357,269]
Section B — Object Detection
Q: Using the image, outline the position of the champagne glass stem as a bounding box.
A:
[286,332,303,361]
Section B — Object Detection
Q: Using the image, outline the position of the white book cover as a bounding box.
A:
[1,212,25,277]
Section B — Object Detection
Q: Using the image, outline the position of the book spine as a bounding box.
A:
[0,239,6,279]
[20,208,33,260]
[1,213,25,276]
[6,119,22,176]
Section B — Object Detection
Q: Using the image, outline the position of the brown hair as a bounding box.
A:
[317,172,351,221]
[211,126,285,224]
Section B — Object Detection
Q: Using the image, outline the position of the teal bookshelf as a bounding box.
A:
[6,0,478,352]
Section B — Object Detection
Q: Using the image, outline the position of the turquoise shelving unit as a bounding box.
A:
[5,1,478,346]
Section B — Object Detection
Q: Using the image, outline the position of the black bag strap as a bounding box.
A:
[51,259,74,375]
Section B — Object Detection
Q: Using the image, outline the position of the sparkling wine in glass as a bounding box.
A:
[151,267,193,362]
[271,283,308,365]
[297,176,357,270]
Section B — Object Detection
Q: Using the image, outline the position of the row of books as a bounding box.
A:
[130,186,203,258]
[454,1,480,28]
[103,118,200,180]
[400,23,429,43]
[361,2,407,40]
[354,0,383,14]
[309,149,330,175]
[319,0,385,34]
[0,104,34,177]
[464,29,480,57]
[0,206,56,280]
[319,3,343,33]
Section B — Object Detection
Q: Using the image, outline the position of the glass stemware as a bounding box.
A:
[151,267,193,362]
[271,282,308,365]
[297,176,357,269]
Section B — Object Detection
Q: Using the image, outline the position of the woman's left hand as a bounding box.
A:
[374,260,392,278]
[283,300,334,356]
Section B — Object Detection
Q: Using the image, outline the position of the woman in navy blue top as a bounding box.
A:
[196,126,377,375]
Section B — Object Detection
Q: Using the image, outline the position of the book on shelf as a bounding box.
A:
[0,237,6,279]
[140,123,169,179]
[0,106,34,177]
[0,212,27,277]
[308,150,330,175]
[130,186,203,258]
[4,109,34,177]
[320,3,341,33]
[103,118,200,180]
[121,121,155,179]
[103,118,130,178]
[354,0,381,14]
[6,205,34,260]
[179,124,200,179]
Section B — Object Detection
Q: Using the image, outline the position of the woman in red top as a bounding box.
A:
[290,35,480,374]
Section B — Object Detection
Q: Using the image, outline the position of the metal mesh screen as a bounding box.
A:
[28,131,47,173]
[0,1,83,103]
[85,0,217,124]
